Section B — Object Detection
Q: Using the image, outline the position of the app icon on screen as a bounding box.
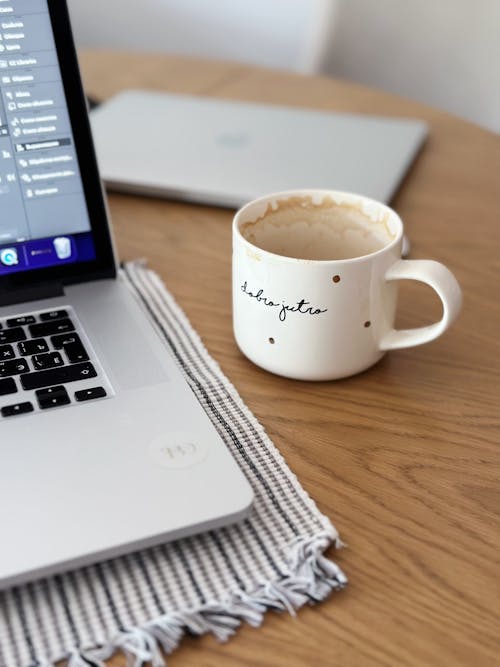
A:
[0,248,19,266]
[53,237,72,260]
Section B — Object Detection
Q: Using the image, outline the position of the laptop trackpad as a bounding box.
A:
[68,280,170,390]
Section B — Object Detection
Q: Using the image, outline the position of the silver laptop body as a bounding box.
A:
[90,90,428,207]
[0,1,252,590]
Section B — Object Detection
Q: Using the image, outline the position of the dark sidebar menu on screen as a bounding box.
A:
[0,0,95,275]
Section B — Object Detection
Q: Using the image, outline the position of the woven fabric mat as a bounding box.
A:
[0,261,346,667]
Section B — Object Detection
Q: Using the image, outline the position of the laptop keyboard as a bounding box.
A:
[0,307,112,418]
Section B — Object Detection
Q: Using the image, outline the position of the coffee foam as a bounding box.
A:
[240,195,397,261]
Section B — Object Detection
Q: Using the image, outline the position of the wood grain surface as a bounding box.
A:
[77,51,500,667]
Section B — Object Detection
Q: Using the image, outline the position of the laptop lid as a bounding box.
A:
[0,0,116,305]
[90,90,428,208]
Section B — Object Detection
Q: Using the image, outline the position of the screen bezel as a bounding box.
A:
[0,0,116,294]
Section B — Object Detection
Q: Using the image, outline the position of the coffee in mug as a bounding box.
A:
[240,195,388,260]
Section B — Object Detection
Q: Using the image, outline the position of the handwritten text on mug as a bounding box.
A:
[241,281,328,322]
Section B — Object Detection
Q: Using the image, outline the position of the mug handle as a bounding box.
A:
[379,259,462,351]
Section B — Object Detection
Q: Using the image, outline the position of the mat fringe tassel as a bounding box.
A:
[58,532,345,667]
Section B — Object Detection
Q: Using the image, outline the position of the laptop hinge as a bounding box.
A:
[0,282,64,307]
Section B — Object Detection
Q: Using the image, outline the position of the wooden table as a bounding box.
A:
[79,51,500,667]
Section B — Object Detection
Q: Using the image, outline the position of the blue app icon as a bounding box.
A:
[0,248,19,266]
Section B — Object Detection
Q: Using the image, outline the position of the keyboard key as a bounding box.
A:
[36,384,65,396]
[1,402,34,418]
[18,338,49,356]
[51,332,89,362]
[75,386,107,402]
[64,341,89,364]
[36,386,70,410]
[32,352,64,370]
[0,344,15,361]
[0,377,17,396]
[0,327,26,344]
[39,310,68,322]
[6,315,35,327]
[29,318,75,338]
[20,361,97,390]
[0,358,30,377]
[51,332,81,349]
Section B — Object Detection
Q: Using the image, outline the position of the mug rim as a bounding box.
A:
[233,188,404,264]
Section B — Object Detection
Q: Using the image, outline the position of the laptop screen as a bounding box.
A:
[0,0,96,276]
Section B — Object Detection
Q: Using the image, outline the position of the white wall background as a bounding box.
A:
[68,0,500,133]
[326,0,500,133]
[66,0,336,73]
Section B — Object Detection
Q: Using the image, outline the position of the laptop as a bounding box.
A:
[0,0,253,590]
[90,90,428,207]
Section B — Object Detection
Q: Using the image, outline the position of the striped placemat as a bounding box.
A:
[0,261,346,667]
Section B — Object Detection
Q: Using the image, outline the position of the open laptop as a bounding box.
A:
[0,0,253,591]
[90,90,428,207]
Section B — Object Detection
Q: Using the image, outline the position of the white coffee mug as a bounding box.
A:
[232,189,462,381]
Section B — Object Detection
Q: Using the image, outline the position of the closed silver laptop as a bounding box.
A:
[90,90,428,207]
[0,0,253,590]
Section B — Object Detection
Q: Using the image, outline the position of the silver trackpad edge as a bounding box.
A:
[66,279,171,390]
